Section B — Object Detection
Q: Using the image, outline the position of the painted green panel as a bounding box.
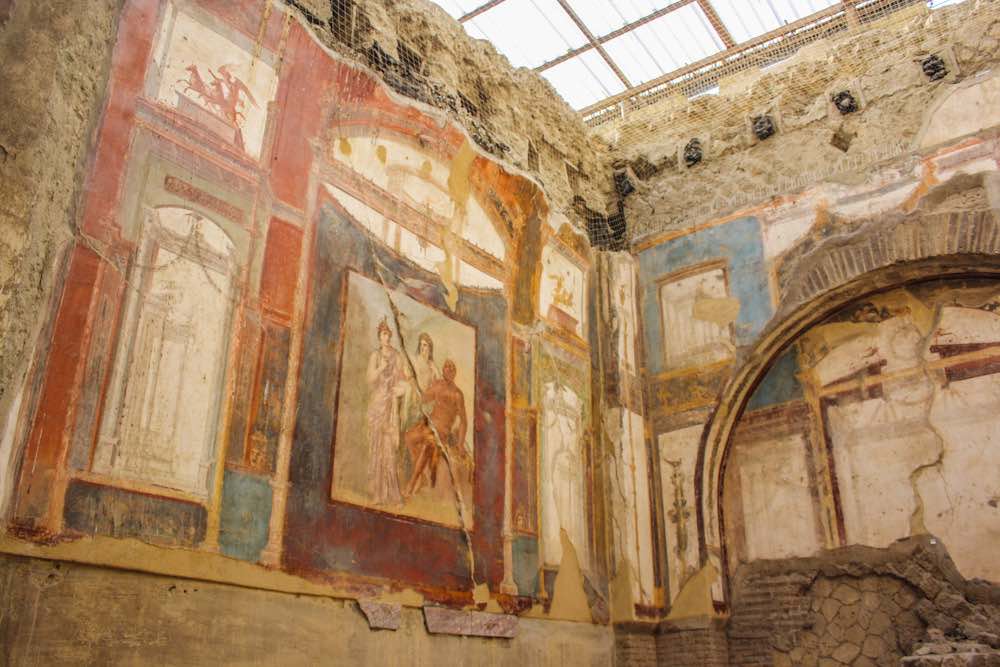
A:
[513,536,540,597]
[219,470,272,562]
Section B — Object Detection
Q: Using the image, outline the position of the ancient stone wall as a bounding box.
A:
[656,618,730,667]
[727,538,1000,667]
[609,0,1000,241]
[0,2,639,662]
[630,0,1000,624]
[4,0,1000,665]
[0,0,123,508]
[0,552,615,665]
[284,0,616,222]
[613,617,730,667]
[614,623,658,667]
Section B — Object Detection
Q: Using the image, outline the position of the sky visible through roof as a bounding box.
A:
[428,0,969,111]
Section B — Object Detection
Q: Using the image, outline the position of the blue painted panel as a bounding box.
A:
[219,469,273,562]
[637,217,772,376]
[746,344,803,411]
[64,480,206,547]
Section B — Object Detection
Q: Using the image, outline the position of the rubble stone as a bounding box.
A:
[727,538,1000,667]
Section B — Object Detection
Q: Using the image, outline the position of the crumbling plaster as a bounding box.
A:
[0,552,615,665]
[3,0,1000,663]
[285,0,617,225]
[723,277,1000,581]
[699,209,1000,602]
[0,0,123,508]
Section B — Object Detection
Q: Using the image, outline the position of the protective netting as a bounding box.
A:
[583,0,936,129]
[310,0,991,247]
[578,0,994,244]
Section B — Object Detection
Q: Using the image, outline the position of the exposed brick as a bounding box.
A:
[657,620,730,667]
[727,538,1000,667]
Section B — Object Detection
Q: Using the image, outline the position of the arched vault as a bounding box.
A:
[694,209,1000,600]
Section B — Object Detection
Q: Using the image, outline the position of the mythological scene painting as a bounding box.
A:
[332,271,477,529]
[148,1,278,158]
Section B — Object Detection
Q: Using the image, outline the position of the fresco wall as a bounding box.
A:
[596,251,659,620]
[0,0,626,630]
[633,69,1000,616]
[4,1,1000,656]
[725,278,1000,583]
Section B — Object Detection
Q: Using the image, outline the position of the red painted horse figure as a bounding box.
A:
[180,63,258,152]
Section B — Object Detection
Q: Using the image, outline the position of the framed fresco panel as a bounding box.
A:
[92,207,239,501]
[331,271,477,530]
[146,1,279,159]
[539,244,586,339]
[657,261,734,370]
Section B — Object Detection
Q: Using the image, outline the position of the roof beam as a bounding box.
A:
[536,0,695,73]
[580,0,922,118]
[841,0,860,27]
[458,0,507,23]
[581,3,848,115]
[553,0,632,87]
[697,0,735,47]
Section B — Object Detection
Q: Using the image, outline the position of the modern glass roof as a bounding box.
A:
[429,0,969,113]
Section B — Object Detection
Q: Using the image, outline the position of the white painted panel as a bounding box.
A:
[659,424,702,602]
[737,433,820,561]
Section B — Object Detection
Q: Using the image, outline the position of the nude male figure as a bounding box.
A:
[403,359,470,498]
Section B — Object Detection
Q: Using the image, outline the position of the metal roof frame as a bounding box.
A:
[454,0,928,114]
[579,0,925,119]
[554,0,633,86]
[536,0,696,72]
[458,0,507,23]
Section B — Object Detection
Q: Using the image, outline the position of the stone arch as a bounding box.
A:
[694,208,1000,593]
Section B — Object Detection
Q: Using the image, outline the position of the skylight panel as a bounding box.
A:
[462,0,588,69]
[711,0,776,42]
[541,50,627,110]
[769,0,839,22]
[675,4,725,60]
[629,0,719,60]
[711,0,837,42]
[604,32,666,86]
[567,0,679,35]
[603,3,722,85]
[769,0,802,21]
[429,0,490,20]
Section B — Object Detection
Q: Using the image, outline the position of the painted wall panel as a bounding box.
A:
[637,217,771,377]
[726,280,1000,583]
[3,0,602,624]
[219,470,273,562]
